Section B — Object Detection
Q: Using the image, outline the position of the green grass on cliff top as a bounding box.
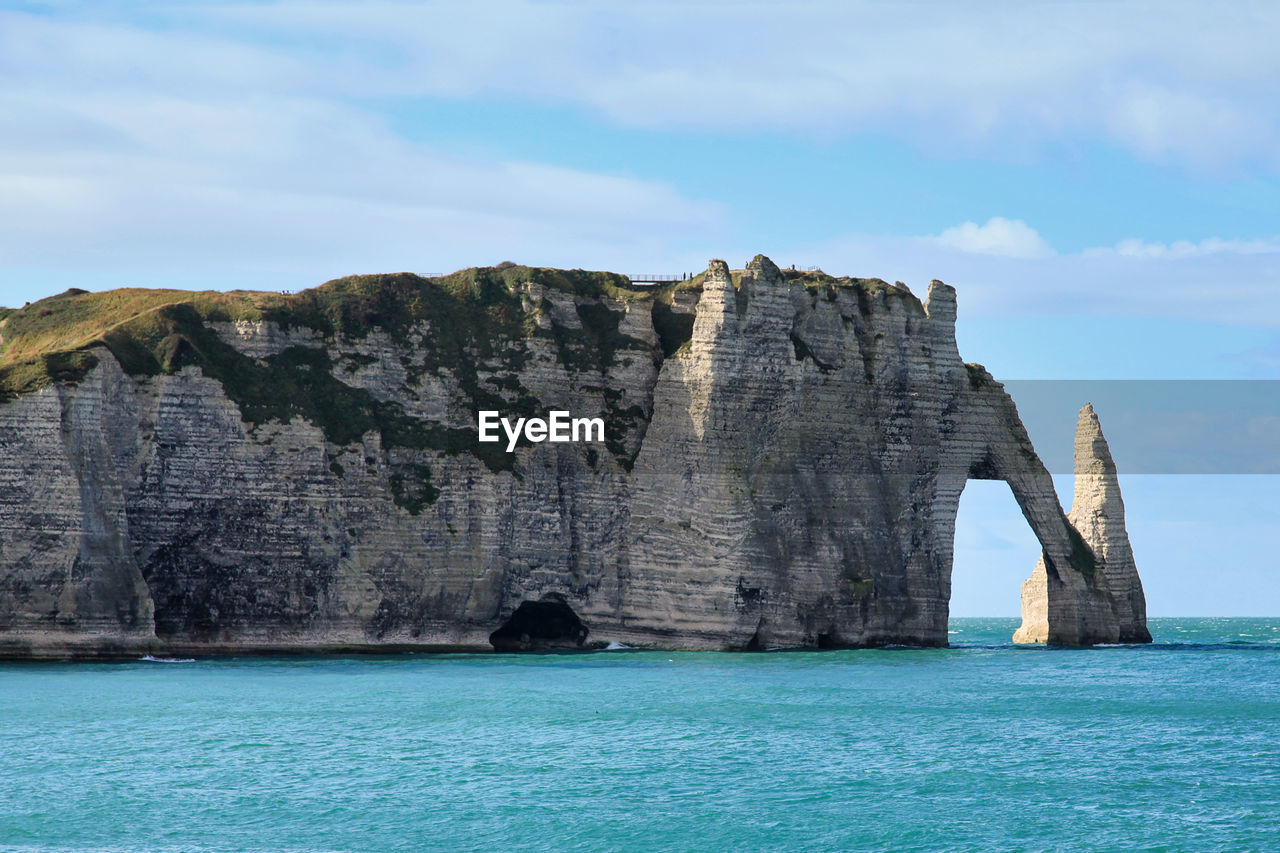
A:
[0,262,923,400]
[0,264,665,512]
[0,266,649,398]
[0,262,935,512]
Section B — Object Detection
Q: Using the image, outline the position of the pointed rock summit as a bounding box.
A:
[1070,403,1150,642]
[1014,404,1151,644]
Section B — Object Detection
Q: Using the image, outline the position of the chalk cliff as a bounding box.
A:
[1014,404,1151,644]
[0,256,1149,658]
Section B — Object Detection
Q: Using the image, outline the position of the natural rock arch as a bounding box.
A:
[0,254,1149,658]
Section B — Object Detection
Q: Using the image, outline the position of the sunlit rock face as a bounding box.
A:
[1014,404,1151,645]
[0,257,1148,658]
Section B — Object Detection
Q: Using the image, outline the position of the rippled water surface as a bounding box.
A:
[2,618,1278,851]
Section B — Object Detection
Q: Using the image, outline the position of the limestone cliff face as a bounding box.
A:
[1014,404,1151,644]
[0,258,1149,657]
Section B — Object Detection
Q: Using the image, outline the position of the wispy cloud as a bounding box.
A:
[180,0,1280,171]
[7,3,1280,171]
[803,223,1280,328]
[935,218,1054,259]
[1096,236,1280,259]
[0,8,725,302]
[3,2,1279,319]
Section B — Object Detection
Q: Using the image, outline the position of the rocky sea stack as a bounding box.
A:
[0,255,1148,658]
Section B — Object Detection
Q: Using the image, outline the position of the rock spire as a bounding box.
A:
[1013,404,1151,644]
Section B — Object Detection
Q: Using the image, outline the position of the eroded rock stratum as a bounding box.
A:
[0,255,1149,658]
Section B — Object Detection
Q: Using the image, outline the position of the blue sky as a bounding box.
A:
[3,0,1279,614]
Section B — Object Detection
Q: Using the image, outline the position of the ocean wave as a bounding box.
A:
[603,641,635,651]
[1109,641,1280,652]
[139,655,196,663]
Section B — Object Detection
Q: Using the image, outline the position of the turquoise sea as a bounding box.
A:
[2,618,1278,852]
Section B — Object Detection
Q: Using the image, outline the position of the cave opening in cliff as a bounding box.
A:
[951,480,1044,620]
[489,595,589,651]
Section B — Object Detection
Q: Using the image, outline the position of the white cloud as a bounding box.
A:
[798,227,1280,329]
[175,0,1280,170]
[3,2,1279,320]
[1099,236,1280,259]
[935,218,1054,259]
[0,10,726,305]
[4,3,1279,173]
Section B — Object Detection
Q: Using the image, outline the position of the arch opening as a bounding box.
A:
[489,595,589,651]
[950,480,1044,627]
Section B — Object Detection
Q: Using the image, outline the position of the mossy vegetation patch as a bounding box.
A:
[0,286,290,397]
[964,363,992,390]
[0,263,677,505]
[840,577,875,600]
[389,463,440,516]
[0,350,101,401]
[274,268,661,470]
[0,287,288,364]
[600,387,647,472]
[650,299,696,358]
[545,299,650,374]
[778,269,924,314]
[543,307,653,469]
[48,300,512,512]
